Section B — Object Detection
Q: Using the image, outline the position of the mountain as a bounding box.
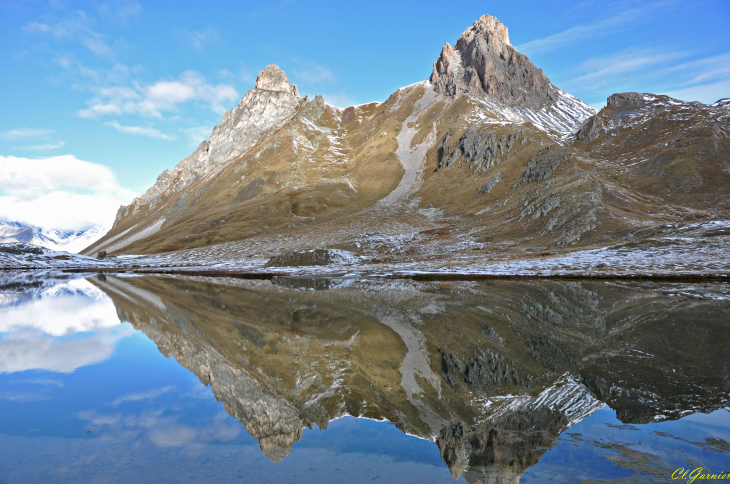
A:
[81,14,729,266]
[0,221,107,254]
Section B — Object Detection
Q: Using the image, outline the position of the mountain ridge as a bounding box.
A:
[0,221,106,254]
[80,14,729,271]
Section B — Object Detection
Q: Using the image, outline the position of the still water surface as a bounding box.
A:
[0,274,729,483]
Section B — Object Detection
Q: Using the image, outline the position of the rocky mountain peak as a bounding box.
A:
[431,14,558,110]
[460,14,510,46]
[255,64,299,96]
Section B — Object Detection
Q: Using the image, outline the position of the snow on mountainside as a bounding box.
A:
[0,222,107,254]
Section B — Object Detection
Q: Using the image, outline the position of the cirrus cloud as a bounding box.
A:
[105,120,173,140]
[0,128,54,140]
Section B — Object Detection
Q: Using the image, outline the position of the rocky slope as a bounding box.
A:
[90,274,730,482]
[80,14,729,274]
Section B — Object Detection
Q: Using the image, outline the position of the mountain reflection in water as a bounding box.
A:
[86,275,730,483]
[1,274,729,483]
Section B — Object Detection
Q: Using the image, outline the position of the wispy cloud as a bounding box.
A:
[563,46,730,104]
[291,60,335,85]
[247,0,297,19]
[568,47,692,89]
[319,92,357,109]
[663,77,730,104]
[181,125,213,147]
[518,9,639,54]
[180,28,221,52]
[0,391,52,402]
[0,128,54,139]
[97,0,142,25]
[14,141,66,151]
[109,386,175,407]
[23,10,113,57]
[21,379,65,387]
[105,120,174,140]
[517,2,680,55]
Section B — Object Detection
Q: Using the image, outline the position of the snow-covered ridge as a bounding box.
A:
[0,222,106,254]
[0,243,109,269]
[467,89,597,138]
[518,89,597,136]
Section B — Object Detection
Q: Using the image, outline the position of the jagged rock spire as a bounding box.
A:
[431,14,558,110]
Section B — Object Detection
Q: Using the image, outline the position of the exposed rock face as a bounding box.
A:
[255,64,299,95]
[476,172,502,197]
[430,42,463,97]
[438,126,523,172]
[522,145,572,183]
[114,64,302,228]
[575,115,605,142]
[265,249,356,267]
[431,14,558,110]
[606,92,652,111]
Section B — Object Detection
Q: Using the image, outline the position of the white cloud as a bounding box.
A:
[0,329,129,373]
[0,155,135,230]
[106,120,174,140]
[0,154,127,199]
[15,141,66,151]
[0,128,54,140]
[0,191,131,231]
[77,70,239,118]
[0,280,121,335]
[78,102,122,118]
[0,279,131,373]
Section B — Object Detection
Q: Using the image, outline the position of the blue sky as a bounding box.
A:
[0,0,728,231]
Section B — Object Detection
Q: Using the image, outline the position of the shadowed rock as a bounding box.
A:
[265,249,355,267]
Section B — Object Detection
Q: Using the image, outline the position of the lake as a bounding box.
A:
[1,273,729,483]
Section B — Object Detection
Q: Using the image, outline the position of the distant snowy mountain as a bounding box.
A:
[0,221,107,254]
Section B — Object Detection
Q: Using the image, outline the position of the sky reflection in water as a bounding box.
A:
[0,275,728,484]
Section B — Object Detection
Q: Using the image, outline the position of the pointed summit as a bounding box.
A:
[463,14,511,46]
[255,64,299,96]
[431,14,557,109]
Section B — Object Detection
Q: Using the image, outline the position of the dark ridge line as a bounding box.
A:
[15,267,727,282]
